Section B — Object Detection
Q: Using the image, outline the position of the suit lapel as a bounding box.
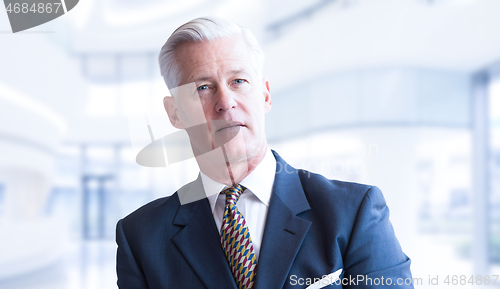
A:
[172,176,237,289]
[254,151,312,289]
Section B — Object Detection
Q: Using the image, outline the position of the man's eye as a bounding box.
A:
[197,85,209,91]
[233,79,246,84]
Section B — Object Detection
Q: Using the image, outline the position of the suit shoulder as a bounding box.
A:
[120,193,180,231]
[297,169,377,204]
[295,170,389,241]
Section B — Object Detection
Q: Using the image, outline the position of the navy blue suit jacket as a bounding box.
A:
[116,151,413,288]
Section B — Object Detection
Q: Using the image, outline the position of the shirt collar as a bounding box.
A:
[201,147,276,213]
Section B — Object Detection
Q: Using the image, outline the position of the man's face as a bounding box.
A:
[164,36,271,165]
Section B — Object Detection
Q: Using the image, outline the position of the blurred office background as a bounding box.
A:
[1,0,500,288]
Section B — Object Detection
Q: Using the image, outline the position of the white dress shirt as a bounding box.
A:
[200,147,276,262]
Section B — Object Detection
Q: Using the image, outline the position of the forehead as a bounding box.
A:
[175,36,256,83]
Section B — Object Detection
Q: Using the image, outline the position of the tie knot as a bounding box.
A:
[223,184,246,206]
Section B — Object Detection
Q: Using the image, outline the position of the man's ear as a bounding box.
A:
[262,78,272,113]
[163,96,184,129]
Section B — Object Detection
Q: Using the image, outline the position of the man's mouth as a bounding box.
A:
[212,121,244,134]
[217,124,242,131]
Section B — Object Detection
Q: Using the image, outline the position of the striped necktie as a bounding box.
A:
[220,184,257,289]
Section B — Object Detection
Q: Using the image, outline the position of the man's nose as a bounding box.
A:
[215,85,237,112]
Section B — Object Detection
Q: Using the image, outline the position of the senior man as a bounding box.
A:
[116,17,413,289]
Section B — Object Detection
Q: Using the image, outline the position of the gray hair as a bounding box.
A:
[158,17,265,90]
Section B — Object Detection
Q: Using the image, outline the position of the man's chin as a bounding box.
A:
[222,146,250,164]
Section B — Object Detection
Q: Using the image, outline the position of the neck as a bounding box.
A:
[196,144,268,186]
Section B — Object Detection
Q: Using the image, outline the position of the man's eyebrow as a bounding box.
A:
[192,76,212,82]
[228,69,248,75]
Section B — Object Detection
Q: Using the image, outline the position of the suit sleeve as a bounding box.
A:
[343,186,414,288]
[116,219,149,289]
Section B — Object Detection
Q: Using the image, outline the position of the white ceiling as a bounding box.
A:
[264,0,500,91]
